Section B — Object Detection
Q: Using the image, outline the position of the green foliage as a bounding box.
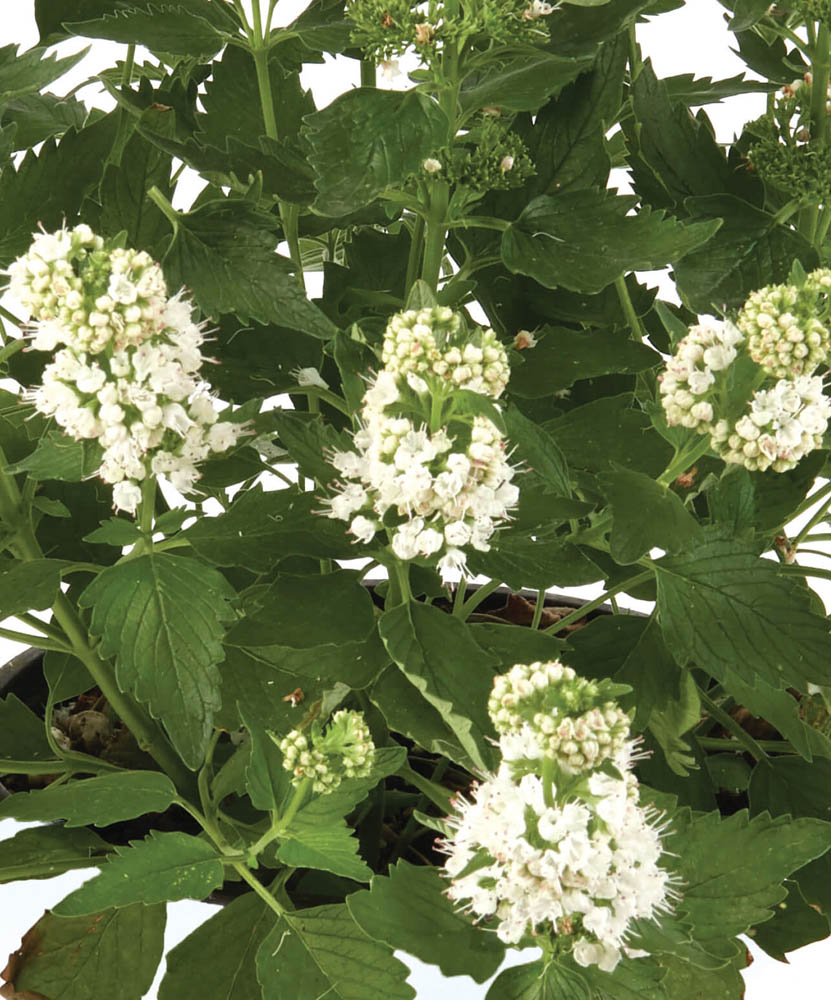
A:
[0,824,107,884]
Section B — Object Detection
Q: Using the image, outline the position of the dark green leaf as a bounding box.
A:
[161,198,336,337]
[244,712,291,812]
[304,88,448,216]
[485,959,590,1000]
[83,518,143,546]
[705,753,753,792]
[379,601,497,771]
[9,430,104,481]
[656,529,831,691]
[43,650,94,703]
[0,559,61,617]
[0,771,177,827]
[79,554,234,768]
[750,757,831,823]
[652,952,746,1000]
[598,465,702,563]
[0,693,54,765]
[545,0,652,58]
[504,405,570,495]
[4,904,166,1000]
[467,533,602,590]
[0,825,107,884]
[509,327,659,397]
[348,861,505,982]
[276,820,371,882]
[707,468,756,537]
[731,0,775,32]
[158,891,272,1000]
[460,49,594,113]
[255,903,415,1000]
[663,71,775,105]
[0,43,88,101]
[502,190,720,294]
[68,4,226,55]
[472,623,565,671]
[1,93,87,149]
[55,831,224,915]
[271,410,353,484]
[574,954,668,1000]
[751,879,830,961]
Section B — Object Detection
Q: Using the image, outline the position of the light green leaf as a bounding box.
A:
[43,649,93,703]
[55,831,224,916]
[304,88,448,216]
[256,903,415,1000]
[0,558,62,617]
[0,771,177,827]
[9,430,104,481]
[0,693,54,764]
[460,49,594,113]
[509,327,659,397]
[0,825,108,884]
[655,529,831,692]
[79,553,234,769]
[158,891,272,1000]
[502,189,720,293]
[348,861,505,982]
[504,405,570,496]
[379,601,497,771]
[2,904,166,1000]
[244,713,291,813]
[161,198,336,337]
[276,820,371,883]
[599,465,702,564]
[68,4,226,55]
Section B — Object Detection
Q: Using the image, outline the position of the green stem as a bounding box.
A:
[770,197,803,227]
[531,588,545,630]
[788,479,831,523]
[542,571,653,634]
[0,625,70,653]
[0,303,25,330]
[139,477,156,537]
[360,59,376,87]
[147,186,180,235]
[0,759,68,775]
[793,490,831,546]
[231,861,286,918]
[614,275,646,342]
[404,214,426,297]
[393,560,412,605]
[398,763,454,812]
[697,686,770,765]
[458,578,501,619]
[247,777,313,859]
[627,22,642,81]
[696,737,799,754]
[421,182,450,291]
[452,577,467,616]
[657,434,712,486]
[18,611,70,645]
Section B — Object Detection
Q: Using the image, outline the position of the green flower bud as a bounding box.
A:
[279,710,375,793]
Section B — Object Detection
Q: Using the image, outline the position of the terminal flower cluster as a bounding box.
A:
[278,710,375,794]
[324,307,518,576]
[442,660,674,972]
[7,226,244,514]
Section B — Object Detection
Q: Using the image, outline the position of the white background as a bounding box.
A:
[1,1,830,996]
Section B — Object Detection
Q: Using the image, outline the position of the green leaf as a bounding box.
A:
[270,411,352,484]
[44,649,94,702]
[485,959,590,1000]
[158,891,272,1000]
[161,198,336,337]
[574,954,668,1000]
[707,468,756,537]
[546,394,673,477]
[379,601,497,771]
[673,194,819,313]
[304,88,448,216]
[276,820,371,882]
[509,327,659,397]
[460,49,594,113]
[79,553,234,769]
[2,904,166,1000]
[655,529,831,691]
[83,517,143,546]
[751,879,830,961]
[467,532,602,591]
[749,756,831,823]
[244,713,291,813]
[0,771,178,827]
[545,0,652,58]
[1,93,87,149]
[652,952,746,1000]
[54,831,224,916]
[185,487,357,570]
[68,4,226,55]
[598,465,702,564]
[9,430,104,481]
[0,825,108,884]
[348,861,505,982]
[667,808,831,942]
[0,558,62,617]
[0,43,89,101]
[504,405,570,495]
[0,693,55,764]
[502,189,720,294]
[255,903,415,1000]
[663,71,775,106]
[730,0,772,31]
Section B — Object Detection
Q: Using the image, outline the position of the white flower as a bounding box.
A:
[423,157,442,173]
[514,329,537,350]
[292,366,329,390]
[349,515,378,544]
[112,480,143,514]
[499,155,514,172]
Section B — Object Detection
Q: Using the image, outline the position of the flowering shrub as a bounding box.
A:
[1,3,831,1000]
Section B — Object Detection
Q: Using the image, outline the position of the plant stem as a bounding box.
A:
[452,576,467,616]
[0,625,69,653]
[360,58,376,87]
[627,21,642,81]
[458,578,501,619]
[147,186,180,234]
[614,275,646,342]
[792,489,831,546]
[404,214,426,297]
[657,435,712,486]
[247,777,313,858]
[398,763,455,812]
[531,588,545,630]
[0,303,25,330]
[697,686,770,765]
[421,182,450,290]
[696,737,799,754]
[139,476,156,537]
[393,560,412,605]
[542,570,653,634]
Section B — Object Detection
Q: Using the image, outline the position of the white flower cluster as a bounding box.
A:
[658,321,743,433]
[738,276,831,379]
[7,226,244,513]
[381,306,510,398]
[522,0,555,18]
[278,709,375,794]
[489,661,630,773]
[324,308,518,576]
[711,375,831,472]
[442,663,674,972]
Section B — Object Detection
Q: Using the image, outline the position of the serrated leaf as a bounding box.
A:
[504,405,570,495]
[1,904,166,1000]
[276,820,371,882]
[598,465,702,564]
[79,553,234,768]
[68,4,226,55]
[509,327,659,397]
[0,559,62,618]
[0,694,55,764]
[304,88,448,217]
[0,43,88,101]
[161,198,335,337]
[270,410,352,484]
[502,189,720,294]
[158,891,272,1000]
[467,532,602,591]
[43,649,94,702]
[460,49,594,113]
[655,952,746,1000]
[485,959,590,1000]
[244,713,291,813]
[255,903,415,1000]
[348,861,505,982]
[1,93,87,149]
[751,879,830,961]
[83,517,143,546]
[0,771,177,827]
[379,601,497,771]
[730,0,772,31]
[54,831,224,916]
[9,430,103,481]
[663,71,775,105]
[655,529,831,692]
[0,825,107,884]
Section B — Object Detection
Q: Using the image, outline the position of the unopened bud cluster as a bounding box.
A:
[279,710,375,794]
[7,226,244,513]
[442,661,674,972]
[323,306,518,576]
[489,661,630,773]
[738,278,831,378]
